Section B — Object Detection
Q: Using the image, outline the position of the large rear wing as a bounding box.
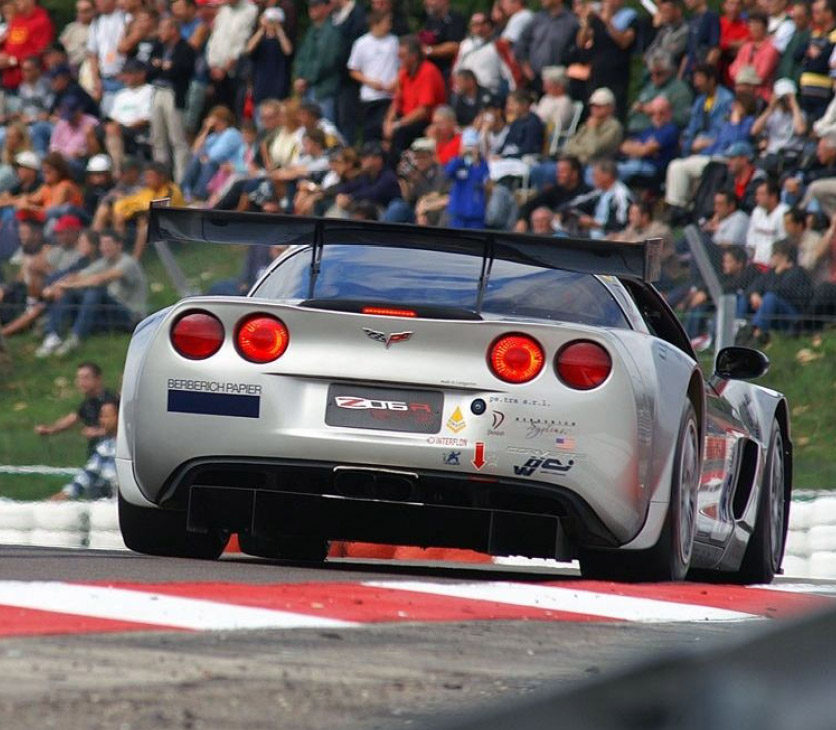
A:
[147,205,662,285]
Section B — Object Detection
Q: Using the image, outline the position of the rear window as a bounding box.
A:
[252,245,629,328]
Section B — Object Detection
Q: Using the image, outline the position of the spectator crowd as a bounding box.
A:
[2,0,836,353]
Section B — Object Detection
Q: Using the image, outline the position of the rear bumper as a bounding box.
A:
[156,457,621,559]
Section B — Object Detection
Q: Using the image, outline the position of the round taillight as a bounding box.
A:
[236,314,289,363]
[556,341,612,390]
[170,311,224,360]
[488,334,545,384]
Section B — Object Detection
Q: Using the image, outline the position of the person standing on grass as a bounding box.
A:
[34,361,118,457]
[51,399,119,501]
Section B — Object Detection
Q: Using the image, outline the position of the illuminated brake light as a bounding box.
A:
[236,314,289,363]
[488,334,545,384]
[170,310,224,360]
[362,306,418,317]
[556,341,612,390]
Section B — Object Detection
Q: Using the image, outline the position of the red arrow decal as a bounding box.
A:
[472,442,486,470]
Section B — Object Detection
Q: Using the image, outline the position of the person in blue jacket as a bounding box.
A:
[444,127,489,228]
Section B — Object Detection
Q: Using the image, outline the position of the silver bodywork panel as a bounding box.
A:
[118,210,790,570]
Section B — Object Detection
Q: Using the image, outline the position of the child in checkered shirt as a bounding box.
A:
[54,400,119,501]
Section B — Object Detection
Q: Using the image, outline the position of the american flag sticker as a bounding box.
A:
[555,436,576,450]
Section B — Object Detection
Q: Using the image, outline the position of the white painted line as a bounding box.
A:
[757,583,836,595]
[0,582,355,631]
[364,581,756,623]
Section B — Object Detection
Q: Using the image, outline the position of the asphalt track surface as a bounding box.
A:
[1,546,835,730]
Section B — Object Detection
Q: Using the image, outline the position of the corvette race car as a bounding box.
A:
[117,207,791,582]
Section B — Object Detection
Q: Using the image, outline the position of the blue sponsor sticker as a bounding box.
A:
[442,451,461,466]
[167,389,260,418]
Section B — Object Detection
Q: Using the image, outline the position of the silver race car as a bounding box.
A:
[117,208,791,582]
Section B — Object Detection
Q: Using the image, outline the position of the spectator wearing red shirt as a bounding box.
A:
[427,105,461,164]
[383,35,447,160]
[719,0,749,85]
[0,0,54,89]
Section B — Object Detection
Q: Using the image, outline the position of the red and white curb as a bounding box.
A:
[0,580,832,638]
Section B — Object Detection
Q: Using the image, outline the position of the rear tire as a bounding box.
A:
[580,401,700,582]
[118,492,229,559]
[238,533,330,563]
[732,420,787,584]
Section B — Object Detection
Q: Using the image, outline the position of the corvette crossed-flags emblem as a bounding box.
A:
[362,328,413,348]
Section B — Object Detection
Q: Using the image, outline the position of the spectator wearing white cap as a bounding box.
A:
[751,79,807,166]
[246,6,293,105]
[563,88,622,165]
[382,136,449,223]
[0,151,41,226]
[83,154,115,218]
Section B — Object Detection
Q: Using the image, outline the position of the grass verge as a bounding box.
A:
[1,241,835,498]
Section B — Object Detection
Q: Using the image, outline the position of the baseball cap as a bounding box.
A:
[13,150,40,170]
[726,141,754,159]
[588,87,615,106]
[360,140,384,158]
[263,6,285,22]
[122,58,147,74]
[59,97,82,119]
[53,215,83,233]
[461,127,480,147]
[47,63,72,79]
[86,154,113,173]
[773,78,797,98]
[410,137,436,153]
[735,65,762,85]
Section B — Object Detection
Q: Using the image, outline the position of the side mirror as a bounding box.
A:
[714,346,770,380]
